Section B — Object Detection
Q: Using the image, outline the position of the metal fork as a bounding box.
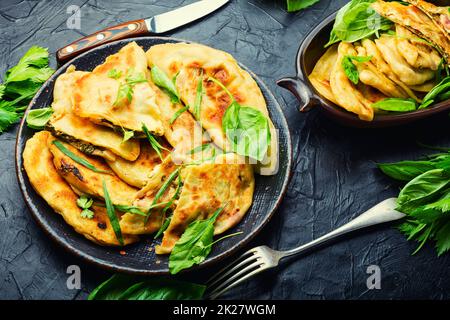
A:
[204,198,405,299]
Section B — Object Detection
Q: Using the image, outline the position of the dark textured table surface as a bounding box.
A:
[0,0,449,300]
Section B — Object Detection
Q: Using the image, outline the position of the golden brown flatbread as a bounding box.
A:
[146,42,278,175]
[49,66,140,161]
[23,131,138,246]
[156,153,254,254]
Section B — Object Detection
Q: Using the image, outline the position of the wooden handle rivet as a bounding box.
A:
[66,46,74,53]
[96,33,105,40]
[128,23,137,30]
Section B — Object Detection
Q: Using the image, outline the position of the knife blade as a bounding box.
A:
[146,0,229,34]
[56,0,229,65]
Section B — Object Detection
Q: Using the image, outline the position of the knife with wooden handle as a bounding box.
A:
[56,0,229,64]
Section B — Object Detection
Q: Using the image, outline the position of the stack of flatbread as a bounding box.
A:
[23,42,277,254]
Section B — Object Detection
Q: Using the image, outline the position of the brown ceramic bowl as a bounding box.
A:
[277,12,450,128]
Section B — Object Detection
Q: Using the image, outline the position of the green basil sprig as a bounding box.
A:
[88,274,205,300]
[419,76,450,110]
[169,205,224,274]
[326,0,392,47]
[208,77,271,162]
[379,149,450,256]
[341,55,372,85]
[372,98,417,113]
[151,65,180,103]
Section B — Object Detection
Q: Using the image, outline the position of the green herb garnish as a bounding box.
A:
[372,98,417,112]
[379,150,450,256]
[326,0,393,47]
[142,123,169,160]
[113,69,147,106]
[341,55,372,85]
[26,107,53,130]
[169,204,226,274]
[187,143,211,155]
[88,274,205,300]
[286,0,320,12]
[52,140,111,174]
[155,176,183,239]
[102,179,124,246]
[193,69,204,120]
[146,168,181,223]
[169,105,189,124]
[419,76,450,110]
[208,76,271,162]
[122,129,134,143]
[77,195,94,219]
[0,46,54,133]
[107,69,123,79]
[151,65,180,103]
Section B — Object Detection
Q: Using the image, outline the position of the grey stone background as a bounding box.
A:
[0,0,449,300]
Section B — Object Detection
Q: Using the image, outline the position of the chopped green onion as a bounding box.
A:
[52,140,111,174]
[169,105,189,124]
[194,69,204,120]
[145,167,181,223]
[102,179,124,246]
[142,123,169,160]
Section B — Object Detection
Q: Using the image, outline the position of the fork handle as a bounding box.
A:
[280,198,405,258]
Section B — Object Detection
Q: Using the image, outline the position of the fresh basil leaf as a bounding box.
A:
[325,0,392,47]
[52,140,111,174]
[398,169,450,210]
[102,179,124,246]
[342,56,359,85]
[342,55,372,85]
[373,98,417,112]
[194,69,204,120]
[419,76,450,109]
[286,0,320,12]
[26,107,53,129]
[151,65,180,102]
[170,105,189,124]
[88,274,205,300]
[169,205,225,274]
[107,69,122,79]
[142,123,169,160]
[222,102,270,162]
[378,160,436,181]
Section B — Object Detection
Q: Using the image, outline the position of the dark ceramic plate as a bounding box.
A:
[277,12,450,128]
[15,37,292,275]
